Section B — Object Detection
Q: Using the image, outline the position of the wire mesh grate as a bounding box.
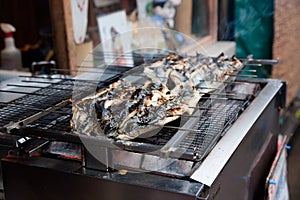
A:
[1,73,252,162]
[21,96,248,162]
[0,80,76,128]
[178,99,246,160]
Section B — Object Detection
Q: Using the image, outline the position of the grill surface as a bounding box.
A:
[178,99,247,160]
[0,80,76,127]
[1,63,257,166]
[4,82,251,163]
[0,78,285,200]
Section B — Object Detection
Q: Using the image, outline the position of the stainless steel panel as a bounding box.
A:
[191,79,284,186]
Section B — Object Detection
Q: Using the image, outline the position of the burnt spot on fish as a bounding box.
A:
[137,109,151,125]
[217,52,225,59]
[128,104,136,113]
[94,100,118,136]
[103,121,117,137]
[130,88,142,99]
[168,107,182,112]
[129,98,144,113]
[95,100,105,119]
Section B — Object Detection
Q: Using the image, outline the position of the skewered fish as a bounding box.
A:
[71,53,243,140]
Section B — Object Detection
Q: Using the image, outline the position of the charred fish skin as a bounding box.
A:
[117,82,175,139]
[72,99,103,137]
[72,53,243,140]
[71,80,128,137]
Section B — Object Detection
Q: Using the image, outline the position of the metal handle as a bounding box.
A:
[239,55,279,65]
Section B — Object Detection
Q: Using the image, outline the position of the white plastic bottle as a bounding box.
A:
[0,23,22,70]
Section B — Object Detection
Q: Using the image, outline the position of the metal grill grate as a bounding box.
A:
[178,99,247,160]
[26,106,72,131]
[0,80,73,128]
[19,94,249,162]
[1,72,252,163]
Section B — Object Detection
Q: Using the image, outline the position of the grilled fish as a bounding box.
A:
[71,53,243,140]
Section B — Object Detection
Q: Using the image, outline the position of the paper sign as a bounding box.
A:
[70,0,89,44]
[97,10,133,66]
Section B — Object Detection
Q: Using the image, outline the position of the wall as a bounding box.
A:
[234,0,274,78]
[273,0,300,105]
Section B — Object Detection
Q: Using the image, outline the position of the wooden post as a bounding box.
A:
[208,0,218,42]
[174,0,192,36]
[49,0,76,74]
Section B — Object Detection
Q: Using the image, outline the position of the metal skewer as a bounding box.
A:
[198,92,245,97]
[6,84,86,92]
[91,51,167,58]
[225,73,258,78]
[146,124,216,135]
[49,68,240,87]
[243,63,262,67]
[21,80,73,85]
[20,74,237,90]
[188,106,217,110]
[51,68,93,73]
[235,69,257,73]
[51,68,151,79]
[74,66,256,81]
[169,108,240,119]
[196,86,220,90]
[21,77,110,86]
[18,75,102,83]
[19,75,75,81]
[198,96,228,100]
[0,103,70,115]
[90,52,279,66]
[239,58,279,65]
[0,90,67,98]
[3,100,72,108]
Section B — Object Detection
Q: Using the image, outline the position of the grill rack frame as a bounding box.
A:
[1,61,264,177]
[9,96,250,161]
[2,68,253,159]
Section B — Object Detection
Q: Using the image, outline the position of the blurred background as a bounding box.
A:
[1,0,299,103]
[0,0,300,198]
